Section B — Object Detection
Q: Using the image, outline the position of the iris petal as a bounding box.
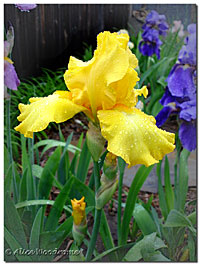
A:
[179,122,196,151]
[98,106,175,167]
[15,91,86,138]
[64,31,138,116]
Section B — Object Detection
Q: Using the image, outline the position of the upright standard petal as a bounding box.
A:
[15,91,86,138]
[64,31,137,116]
[98,106,175,167]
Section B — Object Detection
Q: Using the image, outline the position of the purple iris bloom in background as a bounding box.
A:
[139,28,162,59]
[156,24,196,152]
[4,26,20,91]
[15,4,37,12]
[139,10,169,59]
[179,24,196,66]
[4,59,20,91]
[143,10,169,36]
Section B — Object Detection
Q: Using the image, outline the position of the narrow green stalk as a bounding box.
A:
[117,169,123,245]
[117,157,126,246]
[93,161,101,191]
[28,135,36,199]
[5,94,18,202]
[6,98,12,164]
[174,131,181,205]
[174,150,179,202]
[86,208,101,261]
[85,160,102,261]
[28,135,35,166]
[88,171,94,190]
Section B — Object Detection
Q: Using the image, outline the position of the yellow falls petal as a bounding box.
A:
[15,91,86,138]
[97,106,175,167]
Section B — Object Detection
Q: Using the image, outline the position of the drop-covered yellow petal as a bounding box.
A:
[97,106,175,167]
[64,31,139,116]
[110,68,140,108]
[15,91,86,138]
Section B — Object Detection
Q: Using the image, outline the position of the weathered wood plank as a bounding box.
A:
[4,4,131,79]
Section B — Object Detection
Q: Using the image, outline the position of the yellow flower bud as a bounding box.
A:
[103,152,118,180]
[96,152,119,209]
[71,197,86,226]
[105,152,117,164]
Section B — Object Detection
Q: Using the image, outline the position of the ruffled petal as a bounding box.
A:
[64,31,138,115]
[156,105,175,127]
[179,122,196,151]
[15,91,86,138]
[4,61,20,90]
[167,65,196,98]
[109,67,139,107]
[98,106,175,167]
[178,99,196,121]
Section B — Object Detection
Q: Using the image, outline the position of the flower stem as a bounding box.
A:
[5,93,18,202]
[117,169,123,245]
[6,98,12,164]
[85,160,102,261]
[117,157,126,246]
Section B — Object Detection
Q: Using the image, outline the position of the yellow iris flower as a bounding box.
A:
[15,31,175,167]
[71,196,86,226]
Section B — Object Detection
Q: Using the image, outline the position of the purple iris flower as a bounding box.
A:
[155,23,196,151]
[166,23,196,99]
[156,88,196,151]
[4,28,20,91]
[143,10,169,36]
[15,4,37,12]
[139,28,162,59]
[4,61,20,91]
[139,10,168,59]
[179,24,196,66]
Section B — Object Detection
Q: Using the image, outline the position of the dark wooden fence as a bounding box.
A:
[4,4,131,79]
[4,4,197,79]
